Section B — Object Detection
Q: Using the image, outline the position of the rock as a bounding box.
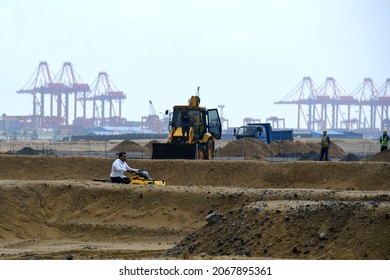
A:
[319,232,328,240]
[206,212,224,225]
[189,244,196,253]
[292,247,301,254]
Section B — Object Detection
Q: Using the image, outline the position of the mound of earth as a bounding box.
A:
[110,140,150,154]
[0,156,389,189]
[144,140,161,149]
[340,153,361,162]
[216,138,269,159]
[164,195,390,259]
[7,146,55,155]
[10,147,41,155]
[269,140,311,156]
[0,154,390,260]
[218,139,348,159]
[365,149,390,162]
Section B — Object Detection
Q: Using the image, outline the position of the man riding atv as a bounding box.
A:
[110,152,139,184]
[109,151,166,186]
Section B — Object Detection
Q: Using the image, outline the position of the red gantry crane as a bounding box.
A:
[55,62,90,127]
[350,78,381,130]
[17,61,91,129]
[17,61,56,129]
[17,62,128,131]
[378,79,390,130]
[87,72,126,127]
[274,76,319,130]
[316,77,359,130]
[275,76,388,131]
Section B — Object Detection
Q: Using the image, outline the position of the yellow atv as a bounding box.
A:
[93,170,166,186]
[129,170,166,186]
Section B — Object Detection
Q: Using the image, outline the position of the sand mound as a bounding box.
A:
[143,140,161,151]
[1,155,390,260]
[217,138,269,159]
[110,140,150,154]
[269,140,311,156]
[218,138,347,159]
[365,149,390,162]
[0,137,389,261]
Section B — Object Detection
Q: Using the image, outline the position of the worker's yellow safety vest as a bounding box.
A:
[321,134,330,148]
[380,135,389,146]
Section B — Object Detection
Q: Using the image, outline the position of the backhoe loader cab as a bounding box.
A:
[152,93,222,160]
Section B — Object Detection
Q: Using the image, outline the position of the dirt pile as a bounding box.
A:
[110,140,150,155]
[10,147,41,155]
[365,149,390,162]
[1,147,390,260]
[340,153,361,162]
[1,177,389,260]
[1,156,390,189]
[144,140,161,150]
[217,139,348,159]
[216,138,268,159]
[164,192,390,259]
[6,146,55,155]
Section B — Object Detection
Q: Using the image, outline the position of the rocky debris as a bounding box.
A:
[162,200,390,259]
[205,211,225,226]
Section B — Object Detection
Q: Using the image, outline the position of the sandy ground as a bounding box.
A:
[0,138,389,260]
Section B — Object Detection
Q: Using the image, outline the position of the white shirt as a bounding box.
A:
[110,159,137,178]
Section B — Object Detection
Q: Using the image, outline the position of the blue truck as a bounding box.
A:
[234,123,293,144]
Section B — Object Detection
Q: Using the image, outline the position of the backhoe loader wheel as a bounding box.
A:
[198,147,205,160]
[206,140,214,160]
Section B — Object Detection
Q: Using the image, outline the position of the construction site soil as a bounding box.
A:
[0,138,389,260]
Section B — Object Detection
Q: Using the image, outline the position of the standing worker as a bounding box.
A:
[110,152,139,184]
[380,129,389,152]
[320,129,331,161]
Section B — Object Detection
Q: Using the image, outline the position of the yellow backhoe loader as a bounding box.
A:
[152,87,222,159]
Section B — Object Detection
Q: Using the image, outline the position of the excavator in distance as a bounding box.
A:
[152,87,222,160]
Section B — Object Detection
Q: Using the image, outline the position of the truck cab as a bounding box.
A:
[234,123,293,144]
[235,124,268,143]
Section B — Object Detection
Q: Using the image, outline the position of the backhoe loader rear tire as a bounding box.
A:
[198,147,205,160]
[206,140,214,160]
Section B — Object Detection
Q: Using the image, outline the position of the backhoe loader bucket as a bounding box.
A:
[152,143,198,159]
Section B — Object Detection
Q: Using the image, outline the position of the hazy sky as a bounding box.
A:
[1,0,389,128]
